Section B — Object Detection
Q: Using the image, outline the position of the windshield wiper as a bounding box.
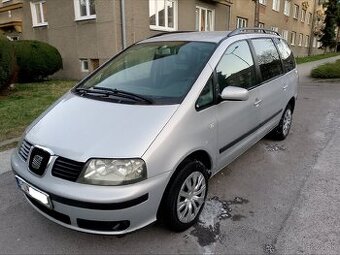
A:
[93,86,153,104]
[74,87,153,104]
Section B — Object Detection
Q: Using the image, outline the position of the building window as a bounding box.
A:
[290,31,296,45]
[282,30,289,41]
[259,22,265,28]
[313,37,317,48]
[305,35,310,47]
[80,59,89,72]
[271,26,279,32]
[236,17,248,28]
[293,4,299,19]
[307,12,312,24]
[301,9,306,22]
[272,0,280,12]
[74,0,96,21]
[283,0,290,16]
[30,1,48,27]
[259,0,267,5]
[298,33,303,46]
[149,0,177,31]
[317,41,321,48]
[195,6,214,31]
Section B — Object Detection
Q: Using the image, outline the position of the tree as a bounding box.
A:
[336,1,340,51]
[319,0,338,51]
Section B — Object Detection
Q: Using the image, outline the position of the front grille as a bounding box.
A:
[52,157,85,182]
[18,140,32,162]
[26,195,71,225]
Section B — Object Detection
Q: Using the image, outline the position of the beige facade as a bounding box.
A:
[7,0,326,80]
[0,0,23,40]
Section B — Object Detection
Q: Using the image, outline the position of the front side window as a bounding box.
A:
[149,0,177,31]
[259,0,267,5]
[74,0,96,20]
[274,38,296,72]
[236,17,247,28]
[195,6,214,31]
[30,1,48,27]
[305,35,310,47]
[76,41,216,105]
[251,38,283,82]
[216,40,257,92]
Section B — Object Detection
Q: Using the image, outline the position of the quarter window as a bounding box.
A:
[74,0,96,20]
[251,38,283,82]
[216,40,256,92]
[30,1,48,27]
[274,38,296,72]
[149,0,177,31]
[195,6,214,31]
[196,76,214,109]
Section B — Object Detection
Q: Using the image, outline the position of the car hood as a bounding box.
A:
[26,93,178,162]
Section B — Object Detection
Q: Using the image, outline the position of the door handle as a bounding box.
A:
[254,99,262,107]
[283,85,288,91]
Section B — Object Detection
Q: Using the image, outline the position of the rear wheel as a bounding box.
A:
[270,105,293,140]
[161,160,209,232]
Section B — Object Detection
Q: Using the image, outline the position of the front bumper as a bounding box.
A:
[11,151,171,235]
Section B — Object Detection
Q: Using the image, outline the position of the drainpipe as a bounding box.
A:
[253,0,260,27]
[308,0,317,56]
[120,0,127,49]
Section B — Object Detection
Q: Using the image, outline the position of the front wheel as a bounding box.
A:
[270,105,293,140]
[161,160,209,232]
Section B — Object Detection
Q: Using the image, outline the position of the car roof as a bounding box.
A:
[141,31,233,44]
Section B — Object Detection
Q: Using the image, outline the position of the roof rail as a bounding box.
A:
[228,27,281,37]
[148,31,195,39]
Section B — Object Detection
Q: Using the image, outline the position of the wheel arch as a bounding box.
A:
[156,149,212,219]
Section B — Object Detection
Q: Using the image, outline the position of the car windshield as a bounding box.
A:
[75,41,216,104]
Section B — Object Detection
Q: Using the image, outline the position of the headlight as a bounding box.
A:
[77,159,147,186]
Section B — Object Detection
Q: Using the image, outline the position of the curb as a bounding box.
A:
[0,137,20,147]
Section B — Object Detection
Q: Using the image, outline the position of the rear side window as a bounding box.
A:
[274,38,296,72]
[251,38,283,82]
[216,40,257,92]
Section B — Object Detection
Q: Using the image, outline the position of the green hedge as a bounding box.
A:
[0,36,16,90]
[14,40,62,82]
[311,60,340,79]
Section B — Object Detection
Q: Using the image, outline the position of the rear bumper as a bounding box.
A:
[11,151,171,235]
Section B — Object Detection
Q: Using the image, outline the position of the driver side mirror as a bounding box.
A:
[220,86,249,101]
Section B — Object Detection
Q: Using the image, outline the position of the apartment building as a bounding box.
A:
[0,0,23,40]
[2,0,326,80]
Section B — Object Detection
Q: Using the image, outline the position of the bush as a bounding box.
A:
[0,36,16,90]
[311,60,340,79]
[13,40,62,82]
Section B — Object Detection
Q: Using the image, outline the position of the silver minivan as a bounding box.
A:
[12,28,298,234]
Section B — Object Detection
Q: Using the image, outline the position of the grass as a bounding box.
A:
[296,52,340,64]
[311,59,340,79]
[0,80,76,143]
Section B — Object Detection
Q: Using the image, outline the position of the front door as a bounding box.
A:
[215,40,261,170]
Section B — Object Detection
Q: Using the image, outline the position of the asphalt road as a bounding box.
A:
[1,57,340,254]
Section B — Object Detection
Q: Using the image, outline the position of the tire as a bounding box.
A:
[160,160,209,232]
[270,105,293,140]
